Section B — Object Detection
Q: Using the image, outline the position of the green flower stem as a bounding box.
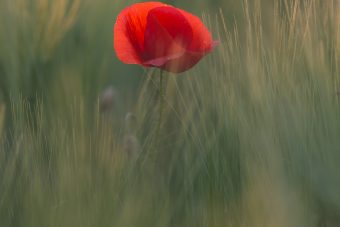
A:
[156,69,164,142]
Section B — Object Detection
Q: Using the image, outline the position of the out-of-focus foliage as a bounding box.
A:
[1,0,340,226]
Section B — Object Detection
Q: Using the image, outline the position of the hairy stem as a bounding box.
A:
[156,70,164,142]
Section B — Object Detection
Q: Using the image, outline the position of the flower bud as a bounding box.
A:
[123,134,139,157]
[99,86,117,113]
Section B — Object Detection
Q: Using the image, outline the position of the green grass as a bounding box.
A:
[1,0,340,226]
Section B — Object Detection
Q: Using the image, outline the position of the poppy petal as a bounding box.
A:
[177,9,215,53]
[113,2,217,73]
[143,6,193,64]
[143,51,184,67]
[113,2,167,64]
[161,50,206,73]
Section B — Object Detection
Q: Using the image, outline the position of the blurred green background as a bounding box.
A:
[1,0,340,226]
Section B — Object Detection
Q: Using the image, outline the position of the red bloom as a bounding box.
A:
[114,2,217,73]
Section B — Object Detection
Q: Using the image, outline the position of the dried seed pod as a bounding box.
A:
[99,86,117,113]
[123,112,139,157]
[123,134,139,158]
[125,112,137,134]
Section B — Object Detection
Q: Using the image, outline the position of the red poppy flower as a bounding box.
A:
[114,2,217,73]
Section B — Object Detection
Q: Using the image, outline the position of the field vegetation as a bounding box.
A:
[1,0,340,226]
